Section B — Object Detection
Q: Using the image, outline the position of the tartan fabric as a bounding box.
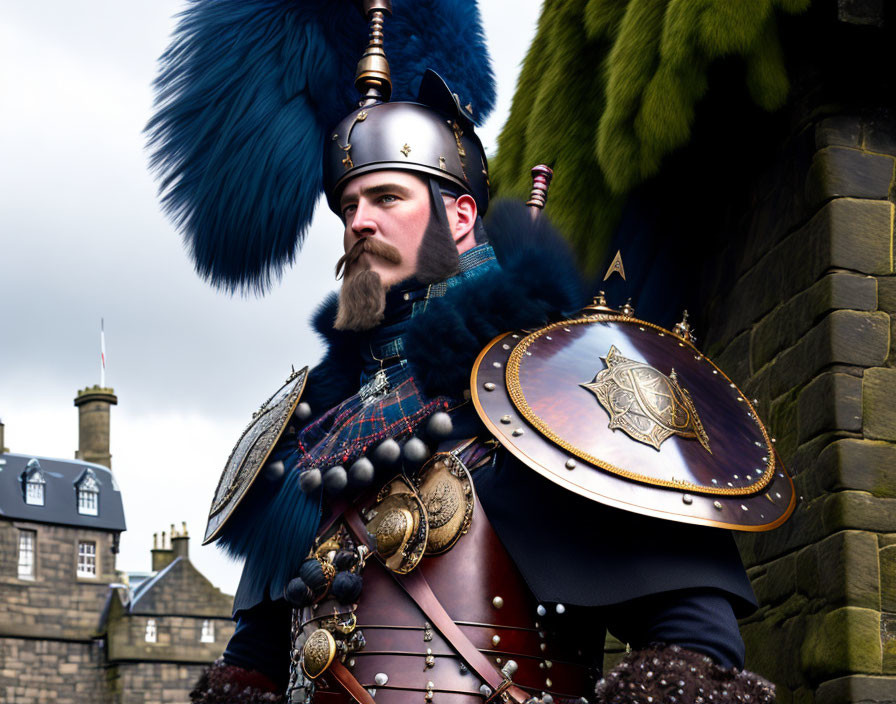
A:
[294,364,452,471]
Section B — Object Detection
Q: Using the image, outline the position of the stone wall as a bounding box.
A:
[112,662,207,704]
[107,613,234,664]
[0,636,111,704]
[701,110,896,703]
[0,521,119,639]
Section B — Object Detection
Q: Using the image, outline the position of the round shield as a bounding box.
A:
[204,367,308,544]
[471,315,795,531]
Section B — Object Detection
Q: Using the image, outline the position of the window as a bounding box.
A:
[200,619,215,643]
[18,530,35,579]
[75,469,99,516]
[77,541,97,577]
[23,459,46,506]
[145,619,157,643]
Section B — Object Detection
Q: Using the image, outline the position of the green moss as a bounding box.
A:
[492,0,811,272]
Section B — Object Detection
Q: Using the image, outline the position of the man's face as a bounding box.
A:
[338,170,431,288]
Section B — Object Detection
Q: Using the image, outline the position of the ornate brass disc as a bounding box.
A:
[416,453,474,555]
[302,628,336,679]
[363,476,428,574]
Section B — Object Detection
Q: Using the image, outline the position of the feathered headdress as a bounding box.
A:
[147,0,495,293]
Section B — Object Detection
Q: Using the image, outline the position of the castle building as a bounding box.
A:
[0,388,234,703]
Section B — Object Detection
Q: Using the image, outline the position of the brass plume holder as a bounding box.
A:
[356,1,393,104]
[526,164,554,214]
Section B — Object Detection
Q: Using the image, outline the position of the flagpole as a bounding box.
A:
[100,319,106,388]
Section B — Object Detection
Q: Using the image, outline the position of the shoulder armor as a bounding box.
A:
[203,367,308,544]
[471,312,795,531]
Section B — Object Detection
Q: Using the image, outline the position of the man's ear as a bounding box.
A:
[452,193,478,243]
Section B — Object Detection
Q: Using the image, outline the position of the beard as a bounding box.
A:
[333,237,403,331]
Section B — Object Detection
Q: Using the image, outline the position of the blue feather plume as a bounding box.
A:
[147,0,496,293]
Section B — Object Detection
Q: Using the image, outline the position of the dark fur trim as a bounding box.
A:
[403,199,586,396]
[303,294,363,415]
[595,644,775,704]
[191,659,284,704]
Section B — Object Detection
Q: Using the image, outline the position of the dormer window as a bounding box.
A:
[22,459,46,506]
[75,468,100,516]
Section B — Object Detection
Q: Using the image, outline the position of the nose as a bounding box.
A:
[350,199,377,238]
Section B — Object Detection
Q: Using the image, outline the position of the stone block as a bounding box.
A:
[769,310,890,399]
[798,372,864,442]
[817,531,881,609]
[816,675,896,704]
[816,116,862,150]
[879,277,896,313]
[806,147,894,211]
[865,368,896,440]
[801,607,882,683]
[882,545,896,613]
[715,329,751,386]
[813,439,896,498]
[837,0,886,27]
[886,613,896,675]
[753,272,878,372]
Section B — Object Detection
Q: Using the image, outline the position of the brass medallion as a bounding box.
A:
[416,453,474,555]
[302,628,336,679]
[364,476,428,574]
[582,346,711,453]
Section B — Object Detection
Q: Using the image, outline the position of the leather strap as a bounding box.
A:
[327,659,376,704]
[343,508,527,704]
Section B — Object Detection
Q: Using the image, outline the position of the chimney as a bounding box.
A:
[171,522,190,560]
[151,531,175,572]
[74,386,118,469]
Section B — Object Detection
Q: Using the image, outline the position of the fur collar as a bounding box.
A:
[307,199,585,406]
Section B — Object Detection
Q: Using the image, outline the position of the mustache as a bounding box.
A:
[335,237,403,280]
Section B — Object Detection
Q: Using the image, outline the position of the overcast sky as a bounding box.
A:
[0,2,544,595]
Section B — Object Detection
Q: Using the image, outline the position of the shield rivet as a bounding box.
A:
[682,494,693,505]
[484,382,496,391]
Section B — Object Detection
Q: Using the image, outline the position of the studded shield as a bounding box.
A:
[471,315,795,531]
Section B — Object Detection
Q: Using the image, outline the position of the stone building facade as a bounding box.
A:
[0,389,234,703]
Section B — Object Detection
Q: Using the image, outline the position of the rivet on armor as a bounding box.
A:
[539,662,545,670]
[367,689,377,698]
[492,596,504,609]
[459,664,468,675]
[480,685,493,697]
[500,415,512,424]
[565,459,576,470]
[426,412,453,439]
[545,660,552,669]
[741,505,749,511]
[501,660,518,678]
[543,692,553,703]
[546,335,552,341]
[374,673,388,686]
[682,494,693,505]
[426,648,433,655]
[512,428,524,437]
[373,438,401,466]
[713,501,723,510]
[540,643,547,652]
[299,468,322,493]
[492,634,501,647]
[492,361,502,368]
[536,605,547,617]
[403,292,410,301]
[323,465,348,493]
[349,658,356,668]
[496,657,502,665]
[502,343,511,350]
[403,437,430,464]
[425,655,435,668]
[423,622,433,642]
[295,402,312,421]
[424,692,433,702]
[555,604,565,614]
[426,682,434,690]
[264,460,285,481]
[349,457,375,486]
[484,382,496,391]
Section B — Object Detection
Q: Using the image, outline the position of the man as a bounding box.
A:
[148,3,790,703]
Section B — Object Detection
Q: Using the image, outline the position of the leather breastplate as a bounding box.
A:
[286,442,596,704]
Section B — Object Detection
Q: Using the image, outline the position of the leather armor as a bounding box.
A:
[286,440,595,704]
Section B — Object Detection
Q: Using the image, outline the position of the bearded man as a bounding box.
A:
[148,3,793,704]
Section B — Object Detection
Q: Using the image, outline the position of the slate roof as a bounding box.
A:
[0,452,126,531]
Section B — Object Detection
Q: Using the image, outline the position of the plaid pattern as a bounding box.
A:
[295,364,451,471]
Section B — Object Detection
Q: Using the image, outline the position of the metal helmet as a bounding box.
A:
[324,2,489,216]
[324,70,490,216]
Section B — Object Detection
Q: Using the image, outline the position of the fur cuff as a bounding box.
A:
[595,644,775,704]
[190,658,285,704]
